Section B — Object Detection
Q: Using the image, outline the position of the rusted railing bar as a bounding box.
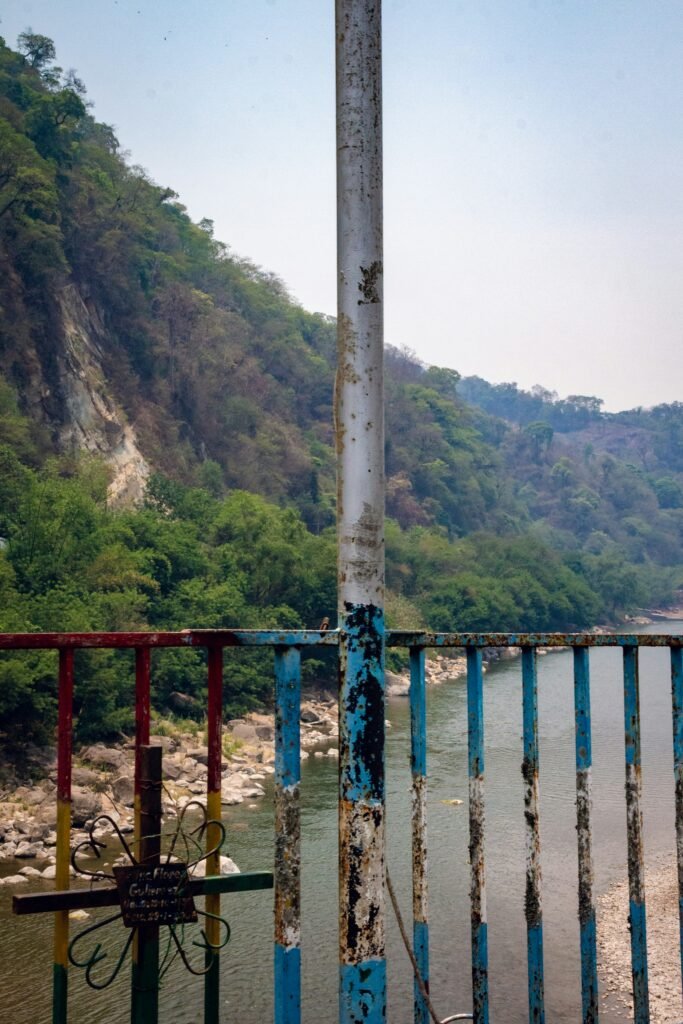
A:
[521,647,545,1023]
[623,646,650,1023]
[672,645,683,995]
[410,647,429,1024]
[466,646,489,1024]
[54,649,74,1024]
[132,648,151,1012]
[1,630,681,651]
[204,646,223,1024]
[388,633,683,649]
[131,745,162,1023]
[0,629,338,650]
[134,649,151,845]
[274,647,302,1024]
[573,648,599,1023]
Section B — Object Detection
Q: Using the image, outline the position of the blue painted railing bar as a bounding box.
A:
[466,647,489,1024]
[521,647,545,1024]
[623,646,650,1023]
[409,647,429,1024]
[388,632,682,649]
[274,647,302,1024]
[573,647,600,1023]
[672,645,683,997]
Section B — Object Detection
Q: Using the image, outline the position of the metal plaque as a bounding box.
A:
[113,863,197,928]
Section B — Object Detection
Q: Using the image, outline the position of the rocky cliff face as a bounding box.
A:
[40,284,149,505]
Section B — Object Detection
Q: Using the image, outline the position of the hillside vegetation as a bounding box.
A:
[1,32,681,744]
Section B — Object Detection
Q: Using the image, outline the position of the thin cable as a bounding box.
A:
[385,868,473,1023]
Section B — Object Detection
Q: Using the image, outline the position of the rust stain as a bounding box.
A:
[469,775,486,927]
[576,767,594,927]
[411,774,428,925]
[339,798,385,965]
[625,763,645,904]
[274,783,301,949]
[522,757,543,929]
[357,261,382,305]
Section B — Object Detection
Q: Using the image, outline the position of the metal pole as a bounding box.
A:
[53,649,74,1024]
[335,2,386,1022]
[204,646,223,1024]
[131,745,162,1024]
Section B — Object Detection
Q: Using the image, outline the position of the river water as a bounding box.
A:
[2,620,681,1024]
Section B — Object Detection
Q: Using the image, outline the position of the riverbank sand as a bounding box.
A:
[598,855,682,1022]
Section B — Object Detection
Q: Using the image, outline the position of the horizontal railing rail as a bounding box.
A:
[1,629,682,648]
[3,630,683,1024]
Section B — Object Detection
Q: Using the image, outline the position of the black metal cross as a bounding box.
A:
[13,746,273,1024]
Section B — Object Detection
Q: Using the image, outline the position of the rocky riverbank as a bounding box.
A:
[598,855,682,1023]
[0,653,482,879]
[0,695,343,882]
[0,645,576,881]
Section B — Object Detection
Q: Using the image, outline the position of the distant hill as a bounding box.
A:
[1,31,681,741]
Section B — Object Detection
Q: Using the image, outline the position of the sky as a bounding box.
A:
[2,0,683,411]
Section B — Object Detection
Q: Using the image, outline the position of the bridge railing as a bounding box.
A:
[2,629,682,1024]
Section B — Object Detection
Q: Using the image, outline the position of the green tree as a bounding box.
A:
[16,30,55,69]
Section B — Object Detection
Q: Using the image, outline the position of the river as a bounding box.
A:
[1,619,681,1023]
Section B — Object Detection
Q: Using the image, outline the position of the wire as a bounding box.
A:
[385,868,473,1024]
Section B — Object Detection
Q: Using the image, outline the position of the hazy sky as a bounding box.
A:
[3,1,683,411]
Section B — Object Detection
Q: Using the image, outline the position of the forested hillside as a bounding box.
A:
[1,32,681,744]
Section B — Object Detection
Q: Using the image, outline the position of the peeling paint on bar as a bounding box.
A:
[410,646,429,1024]
[672,645,683,995]
[0,629,339,649]
[467,647,488,1024]
[339,798,385,966]
[573,648,599,1023]
[274,785,301,949]
[2,630,682,651]
[521,647,545,1024]
[339,960,387,1024]
[411,776,428,926]
[339,605,385,804]
[388,632,683,649]
[623,646,650,1024]
[274,646,302,1024]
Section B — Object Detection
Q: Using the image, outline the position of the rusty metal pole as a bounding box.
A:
[131,745,162,1024]
[335,2,386,1022]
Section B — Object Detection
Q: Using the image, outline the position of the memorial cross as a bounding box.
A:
[13,746,273,1024]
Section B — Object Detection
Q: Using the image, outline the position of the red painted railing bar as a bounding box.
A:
[57,649,74,804]
[0,630,337,650]
[207,646,223,795]
[134,648,151,806]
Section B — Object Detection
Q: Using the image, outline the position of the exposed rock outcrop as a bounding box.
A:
[55,285,149,505]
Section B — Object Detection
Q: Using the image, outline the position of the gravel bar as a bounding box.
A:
[598,855,682,1023]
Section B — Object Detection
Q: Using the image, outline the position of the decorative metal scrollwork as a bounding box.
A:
[68,804,231,989]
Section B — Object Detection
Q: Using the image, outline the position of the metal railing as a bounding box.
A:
[3,628,683,1024]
